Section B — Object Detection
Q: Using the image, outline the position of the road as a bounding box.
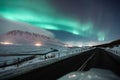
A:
[9,48,120,80]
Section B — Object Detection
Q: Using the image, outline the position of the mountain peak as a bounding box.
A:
[0,30,65,46]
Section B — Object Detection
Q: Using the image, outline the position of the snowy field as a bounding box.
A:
[0,45,93,79]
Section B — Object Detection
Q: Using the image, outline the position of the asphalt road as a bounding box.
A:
[9,48,120,80]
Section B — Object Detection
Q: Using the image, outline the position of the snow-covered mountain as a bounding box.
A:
[0,18,54,37]
[0,30,65,46]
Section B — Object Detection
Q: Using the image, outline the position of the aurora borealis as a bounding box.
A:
[0,0,120,45]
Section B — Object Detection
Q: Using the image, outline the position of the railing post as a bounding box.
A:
[17,58,20,67]
[3,60,7,69]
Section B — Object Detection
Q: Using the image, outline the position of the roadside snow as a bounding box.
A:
[0,47,93,79]
[104,45,120,56]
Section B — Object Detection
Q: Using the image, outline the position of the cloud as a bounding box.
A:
[0,18,54,37]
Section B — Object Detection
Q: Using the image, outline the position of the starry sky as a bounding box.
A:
[0,0,120,46]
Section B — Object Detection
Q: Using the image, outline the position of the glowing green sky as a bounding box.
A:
[0,0,105,41]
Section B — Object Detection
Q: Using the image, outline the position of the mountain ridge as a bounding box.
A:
[0,30,65,46]
[94,39,120,48]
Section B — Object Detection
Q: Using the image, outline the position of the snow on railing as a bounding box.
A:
[104,48,120,56]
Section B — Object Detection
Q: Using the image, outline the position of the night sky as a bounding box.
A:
[0,0,120,46]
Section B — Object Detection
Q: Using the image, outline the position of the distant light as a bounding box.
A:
[64,44,73,47]
[68,74,76,78]
[64,44,68,47]
[87,42,99,46]
[88,44,93,47]
[78,44,83,47]
[0,41,13,45]
[34,43,42,46]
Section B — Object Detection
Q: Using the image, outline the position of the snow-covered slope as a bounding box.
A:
[0,30,64,46]
[105,45,120,56]
[94,39,120,48]
[111,45,120,52]
[94,39,120,56]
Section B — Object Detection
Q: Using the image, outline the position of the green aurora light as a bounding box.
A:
[0,0,105,41]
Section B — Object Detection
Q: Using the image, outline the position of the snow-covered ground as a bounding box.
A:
[0,46,93,79]
[0,45,52,54]
[104,45,120,56]
[111,45,120,52]
[58,68,120,80]
[0,45,53,66]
